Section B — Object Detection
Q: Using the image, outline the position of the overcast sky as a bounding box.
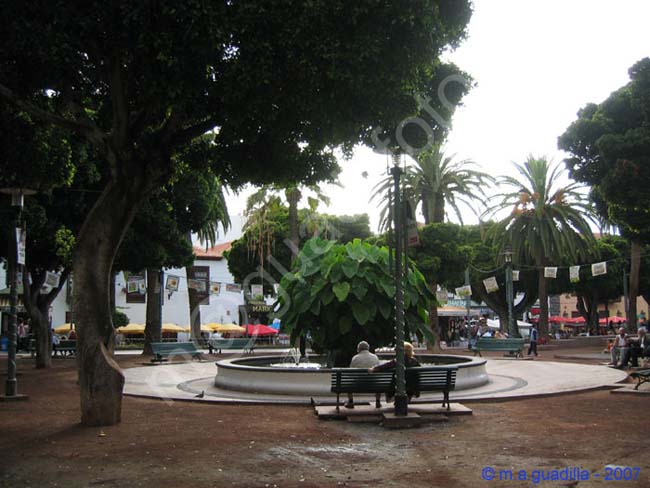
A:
[226,0,650,234]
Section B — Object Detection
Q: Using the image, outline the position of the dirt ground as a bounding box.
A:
[1,349,649,488]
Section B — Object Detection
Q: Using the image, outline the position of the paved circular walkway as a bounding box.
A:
[122,359,628,405]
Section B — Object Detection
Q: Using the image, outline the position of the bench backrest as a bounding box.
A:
[330,369,394,393]
[406,366,457,392]
[151,342,199,355]
[476,338,525,348]
[209,338,253,348]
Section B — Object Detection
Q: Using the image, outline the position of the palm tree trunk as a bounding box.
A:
[537,268,549,338]
[287,188,301,258]
[629,239,641,331]
[433,193,445,223]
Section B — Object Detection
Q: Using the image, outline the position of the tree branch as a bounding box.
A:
[0,83,107,148]
[167,116,220,148]
[108,57,129,148]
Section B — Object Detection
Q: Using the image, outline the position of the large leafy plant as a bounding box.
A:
[279,238,435,366]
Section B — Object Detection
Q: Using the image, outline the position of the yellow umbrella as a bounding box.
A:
[212,323,245,333]
[54,323,75,334]
[117,323,145,335]
[181,324,213,333]
[161,323,185,333]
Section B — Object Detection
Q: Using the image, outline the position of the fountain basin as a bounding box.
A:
[214,354,489,396]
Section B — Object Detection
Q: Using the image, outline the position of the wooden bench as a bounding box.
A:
[406,366,458,409]
[473,337,525,358]
[630,369,650,390]
[54,339,76,358]
[331,369,394,411]
[330,366,458,412]
[150,342,202,363]
[208,338,255,354]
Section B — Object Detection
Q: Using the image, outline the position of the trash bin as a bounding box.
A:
[0,336,8,352]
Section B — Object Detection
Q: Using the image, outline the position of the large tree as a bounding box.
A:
[559,58,650,330]
[485,157,597,337]
[0,1,472,425]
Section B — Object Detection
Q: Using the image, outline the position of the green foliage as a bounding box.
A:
[559,57,650,239]
[279,238,435,366]
[409,222,472,289]
[112,309,130,329]
[372,145,493,231]
[485,156,596,265]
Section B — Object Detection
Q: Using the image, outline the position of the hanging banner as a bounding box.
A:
[455,285,472,298]
[165,275,180,292]
[187,279,207,292]
[251,284,264,298]
[483,277,499,293]
[436,290,448,305]
[187,266,210,301]
[126,271,146,303]
[16,228,26,266]
[210,282,221,295]
[592,261,607,277]
[544,267,557,279]
[44,271,61,288]
[570,265,580,283]
[273,283,280,295]
[226,283,242,293]
[512,270,520,282]
[16,271,23,287]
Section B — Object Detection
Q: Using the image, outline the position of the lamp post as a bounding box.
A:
[1,188,34,401]
[390,162,407,417]
[503,246,518,338]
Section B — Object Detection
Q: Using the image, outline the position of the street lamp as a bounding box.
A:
[503,246,518,338]
[0,187,34,401]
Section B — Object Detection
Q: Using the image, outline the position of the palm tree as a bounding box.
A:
[372,145,493,230]
[484,156,596,337]
[371,146,492,351]
[246,183,333,260]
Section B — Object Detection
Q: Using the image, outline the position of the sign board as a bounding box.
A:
[16,228,26,266]
[187,266,209,301]
[126,272,146,303]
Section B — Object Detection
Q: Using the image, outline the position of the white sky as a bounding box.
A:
[226,0,650,234]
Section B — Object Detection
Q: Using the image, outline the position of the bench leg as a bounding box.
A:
[336,392,340,413]
[375,393,381,409]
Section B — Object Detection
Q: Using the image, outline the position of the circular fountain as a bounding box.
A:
[214,353,488,396]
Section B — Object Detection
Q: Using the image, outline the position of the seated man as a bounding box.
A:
[610,327,629,366]
[369,342,421,402]
[619,327,650,368]
[345,341,380,409]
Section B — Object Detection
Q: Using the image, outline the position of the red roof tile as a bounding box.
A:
[193,242,232,261]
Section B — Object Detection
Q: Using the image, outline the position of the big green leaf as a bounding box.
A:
[332,281,351,302]
[350,300,371,325]
[341,259,359,279]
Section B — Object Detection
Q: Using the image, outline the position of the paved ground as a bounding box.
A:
[122,357,628,404]
[1,347,649,487]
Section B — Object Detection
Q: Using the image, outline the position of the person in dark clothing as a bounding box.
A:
[528,324,539,357]
[618,327,650,368]
[369,342,421,402]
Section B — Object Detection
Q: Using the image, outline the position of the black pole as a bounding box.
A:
[391,165,407,416]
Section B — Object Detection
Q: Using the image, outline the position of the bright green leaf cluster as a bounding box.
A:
[279,237,435,366]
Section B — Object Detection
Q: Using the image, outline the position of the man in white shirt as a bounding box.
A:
[345,341,380,408]
[610,327,629,366]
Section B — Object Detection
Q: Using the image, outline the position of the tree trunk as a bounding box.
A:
[187,265,202,343]
[74,172,151,426]
[432,193,445,223]
[109,272,116,310]
[629,239,641,332]
[537,269,549,338]
[22,270,69,369]
[421,191,430,225]
[286,188,301,258]
[143,268,162,356]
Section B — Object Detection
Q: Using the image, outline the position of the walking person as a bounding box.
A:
[528,324,539,357]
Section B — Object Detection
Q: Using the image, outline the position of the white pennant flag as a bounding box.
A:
[455,285,472,298]
[592,261,607,277]
[483,276,499,293]
[570,266,580,283]
[44,271,61,288]
[544,267,557,279]
[512,270,520,282]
